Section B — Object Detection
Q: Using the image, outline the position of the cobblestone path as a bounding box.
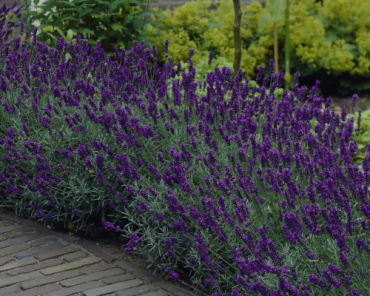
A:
[0,213,194,296]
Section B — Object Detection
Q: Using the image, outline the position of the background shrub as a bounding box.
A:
[145,0,370,96]
[11,0,165,56]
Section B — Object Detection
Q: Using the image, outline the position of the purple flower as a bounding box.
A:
[166,267,179,281]
[72,209,83,217]
[76,143,91,160]
[256,65,265,82]
[208,51,214,65]
[124,233,144,253]
[164,40,169,53]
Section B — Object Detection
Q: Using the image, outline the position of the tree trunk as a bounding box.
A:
[232,0,242,79]
[274,23,278,74]
[284,0,291,89]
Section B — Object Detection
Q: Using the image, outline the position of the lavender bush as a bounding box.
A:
[0,19,369,295]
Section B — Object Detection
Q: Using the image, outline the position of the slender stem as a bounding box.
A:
[284,0,291,89]
[232,0,242,80]
[274,23,278,74]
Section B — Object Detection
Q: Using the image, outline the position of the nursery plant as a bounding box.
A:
[1,15,370,296]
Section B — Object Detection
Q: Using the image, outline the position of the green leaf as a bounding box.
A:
[46,32,57,40]
[97,35,108,41]
[79,27,95,35]
[137,11,154,18]
[55,27,66,38]
[78,8,93,18]
[38,23,53,29]
[66,29,74,42]
[270,0,287,24]
[361,109,370,117]
[324,31,339,43]
[123,15,134,25]
[345,44,358,56]
[111,23,124,31]
[358,144,366,150]
[110,0,123,12]
[61,16,76,22]
[6,18,25,23]
[50,11,60,17]
[34,0,40,5]
[92,14,106,20]
[258,12,272,29]
[24,10,39,16]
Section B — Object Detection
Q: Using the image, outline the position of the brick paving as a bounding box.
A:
[0,214,195,296]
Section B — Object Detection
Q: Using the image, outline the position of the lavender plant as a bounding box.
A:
[0,1,23,42]
[0,22,369,295]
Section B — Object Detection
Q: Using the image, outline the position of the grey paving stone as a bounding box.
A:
[0,225,23,234]
[114,261,161,284]
[14,241,68,259]
[0,235,8,241]
[0,243,29,258]
[0,233,44,249]
[21,269,80,290]
[0,256,14,266]
[30,236,58,247]
[151,281,195,296]
[40,257,100,275]
[76,240,119,263]
[84,279,143,296]
[62,251,88,262]
[0,271,41,288]
[7,258,64,276]
[0,221,12,227]
[141,290,172,296]
[6,283,61,296]
[102,273,136,284]
[116,285,157,296]
[0,286,20,295]
[5,228,35,238]
[78,262,112,275]
[0,256,37,272]
[35,246,79,261]
[60,267,124,287]
[42,280,104,296]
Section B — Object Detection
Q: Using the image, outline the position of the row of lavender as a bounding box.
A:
[0,15,370,295]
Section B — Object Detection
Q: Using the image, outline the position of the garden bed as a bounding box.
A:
[1,22,370,295]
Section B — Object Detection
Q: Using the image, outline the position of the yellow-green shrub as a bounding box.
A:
[144,0,370,94]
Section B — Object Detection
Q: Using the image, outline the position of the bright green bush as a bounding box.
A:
[12,0,164,56]
[145,0,370,95]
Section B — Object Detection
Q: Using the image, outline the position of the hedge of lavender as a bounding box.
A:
[1,21,370,295]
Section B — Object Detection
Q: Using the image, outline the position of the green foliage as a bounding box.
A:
[351,109,370,165]
[145,0,370,95]
[11,0,164,55]
[269,0,286,24]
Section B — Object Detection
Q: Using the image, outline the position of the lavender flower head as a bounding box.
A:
[256,65,265,82]
[164,40,169,53]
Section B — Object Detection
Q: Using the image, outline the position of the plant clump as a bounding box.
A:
[0,19,370,296]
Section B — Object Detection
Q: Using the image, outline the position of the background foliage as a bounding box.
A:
[9,0,165,56]
[144,0,370,97]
